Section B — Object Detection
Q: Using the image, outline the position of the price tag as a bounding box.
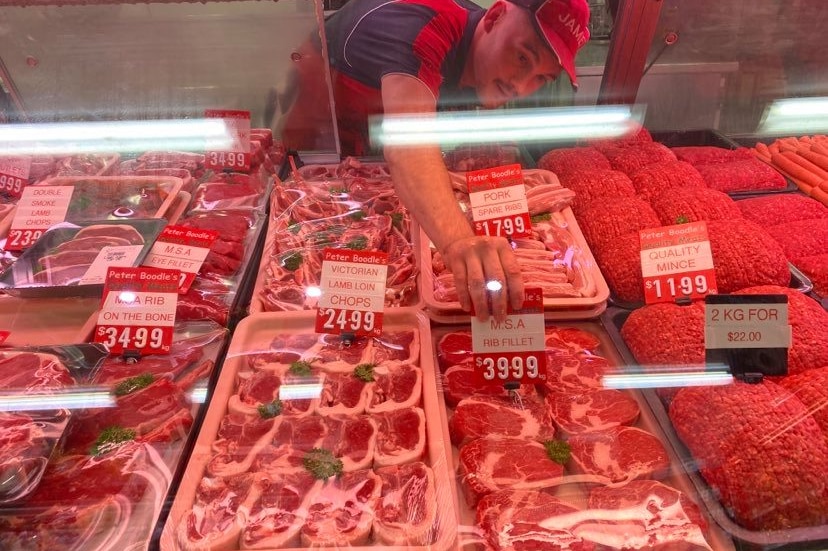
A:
[467,164,532,239]
[0,156,31,200]
[6,186,74,251]
[315,248,388,337]
[78,245,145,286]
[205,109,251,172]
[705,294,791,377]
[94,266,179,355]
[639,222,717,304]
[471,287,547,385]
[141,225,219,293]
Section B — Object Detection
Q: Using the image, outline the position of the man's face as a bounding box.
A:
[471,2,563,108]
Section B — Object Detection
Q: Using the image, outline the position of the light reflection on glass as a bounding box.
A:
[279,383,323,401]
[758,97,828,134]
[602,365,733,390]
[118,291,138,303]
[305,286,322,298]
[0,389,115,412]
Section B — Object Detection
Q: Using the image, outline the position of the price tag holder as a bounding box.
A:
[315,248,388,337]
[704,294,791,377]
[141,225,219,293]
[471,287,547,386]
[6,186,74,251]
[467,164,532,239]
[93,266,179,356]
[205,109,251,173]
[0,156,32,200]
[640,222,717,304]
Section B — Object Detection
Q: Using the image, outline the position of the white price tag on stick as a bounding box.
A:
[7,186,74,251]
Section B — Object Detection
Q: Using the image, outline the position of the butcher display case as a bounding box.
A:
[1,0,828,550]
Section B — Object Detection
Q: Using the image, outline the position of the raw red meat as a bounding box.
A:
[537,146,611,176]
[181,210,253,244]
[41,249,112,271]
[317,371,371,415]
[796,253,828,296]
[459,436,564,507]
[477,490,595,551]
[671,145,753,165]
[207,414,279,477]
[649,187,741,225]
[373,407,426,466]
[557,169,635,214]
[443,362,535,406]
[372,330,419,364]
[670,380,828,530]
[544,351,611,391]
[241,471,321,549]
[0,352,75,390]
[734,285,828,375]
[765,217,828,260]
[73,224,145,245]
[696,159,787,192]
[546,389,640,434]
[545,326,601,353]
[621,302,706,367]
[373,461,437,545]
[586,480,711,550]
[577,196,660,252]
[568,426,670,484]
[0,411,62,503]
[366,363,422,413]
[629,160,706,203]
[227,370,318,417]
[176,473,256,550]
[52,235,131,253]
[779,366,828,435]
[449,395,555,447]
[176,276,231,325]
[736,193,828,225]
[93,344,202,386]
[592,232,645,303]
[301,468,382,547]
[194,182,260,210]
[603,142,676,176]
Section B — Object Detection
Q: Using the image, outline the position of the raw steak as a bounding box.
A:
[207,414,279,477]
[374,461,437,545]
[0,412,55,503]
[443,361,536,406]
[93,344,202,386]
[449,395,555,447]
[0,352,75,390]
[317,371,371,416]
[546,389,640,434]
[670,380,828,530]
[568,426,669,484]
[176,473,256,550]
[544,350,611,391]
[227,370,318,417]
[366,363,422,413]
[585,480,711,550]
[373,407,426,467]
[73,224,144,245]
[459,436,565,507]
[436,330,473,371]
[240,471,322,549]
[477,490,595,551]
[301,468,382,547]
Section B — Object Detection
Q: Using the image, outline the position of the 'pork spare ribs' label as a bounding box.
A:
[704,294,791,377]
[7,186,74,251]
[141,225,219,293]
[467,164,532,239]
[639,221,717,305]
[471,287,547,385]
[94,266,179,355]
[315,248,388,337]
[0,156,31,200]
[205,109,251,172]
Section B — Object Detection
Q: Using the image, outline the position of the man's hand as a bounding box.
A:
[442,235,525,322]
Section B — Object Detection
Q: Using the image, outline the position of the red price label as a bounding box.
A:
[0,173,26,199]
[644,270,716,302]
[5,228,45,251]
[474,351,545,383]
[474,213,531,238]
[94,325,172,355]
[205,109,251,173]
[315,307,383,337]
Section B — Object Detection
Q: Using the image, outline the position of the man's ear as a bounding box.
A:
[483,0,508,32]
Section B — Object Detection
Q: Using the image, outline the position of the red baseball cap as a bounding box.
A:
[509,0,591,87]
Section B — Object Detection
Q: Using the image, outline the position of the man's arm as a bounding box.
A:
[380,74,524,321]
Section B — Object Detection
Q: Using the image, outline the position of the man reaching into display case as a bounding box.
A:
[281,0,590,321]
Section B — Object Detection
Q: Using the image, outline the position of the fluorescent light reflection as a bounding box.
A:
[118,291,138,304]
[305,286,322,298]
[188,382,208,405]
[0,389,115,412]
[279,383,323,401]
[0,119,234,155]
[602,364,733,390]
[371,106,644,147]
[757,97,828,135]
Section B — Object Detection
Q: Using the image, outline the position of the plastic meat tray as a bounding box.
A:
[430,320,735,550]
[160,309,458,551]
[600,306,828,551]
[0,294,99,346]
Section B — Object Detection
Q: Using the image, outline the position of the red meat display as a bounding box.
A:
[695,158,787,192]
[671,145,753,165]
[537,146,611,176]
[621,301,706,367]
[649,187,742,225]
[373,461,438,545]
[736,193,828,225]
[602,141,677,175]
[629,160,706,202]
[779,366,828,434]
[670,380,828,530]
[577,196,661,253]
[765,217,828,260]
[448,394,555,447]
[796,253,828,295]
[546,388,640,435]
[568,425,670,484]
[556,169,636,214]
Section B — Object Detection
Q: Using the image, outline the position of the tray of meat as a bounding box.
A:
[31,175,183,222]
[0,345,107,505]
[442,142,535,171]
[54,153,121,177]
[0,218,166,298]
[0,294,100,347]
[431,322,734,550]
[251,160,421,314]
[0,323,227,551]
[421,170,609,321]
[189,169,271,212]
[160,309,457,551]
[602,303,828,549]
